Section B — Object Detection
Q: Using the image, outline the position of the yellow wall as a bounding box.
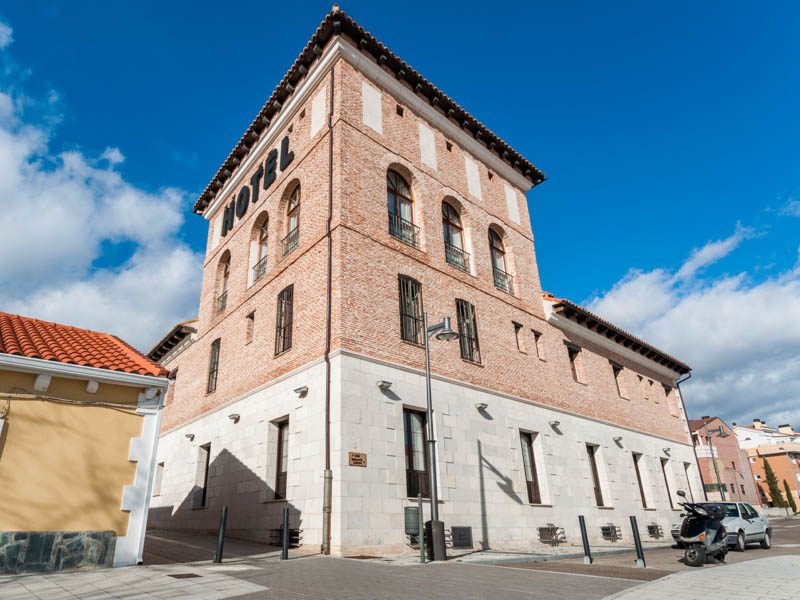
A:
[0,370,143,534]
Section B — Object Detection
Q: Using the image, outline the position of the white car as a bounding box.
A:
[672,501,771,551]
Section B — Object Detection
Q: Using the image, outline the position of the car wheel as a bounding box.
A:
[735,531,746,552]
[760,532,771,549]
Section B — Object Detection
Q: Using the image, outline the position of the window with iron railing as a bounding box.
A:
[398,275,423,344]
[215,291,228,315]
[252,256,268,282]
[207,338,221,394]
[275,285,294,355]
[389,213,420,247]
[444,242,470,272]
[281,227,299,256]
[404,409,428,498]
[492,266,514,295]
[456,299,480,363]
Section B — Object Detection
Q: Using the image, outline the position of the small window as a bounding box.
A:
[404,408,428,498]
[755,474,762,480]
[683,462,695,502]
[207,339,221,394]
[611,362,628,398]
[661,458,675,509]
[586,444,604,507]
[513,322,526,353]
[520,432,542,504]
[275,285,294,355]
[153,462,165,497]
[456,299,480,363]
[275,420,289,500]
[398,275,423,344]
[566,342,583,383]
[638,375,649,400]
[532,330,545,360]
[194,443,211,508]
[245,311,255,344]
[632,453,647,508]
[396,104,404,116]
[446,141,453,152]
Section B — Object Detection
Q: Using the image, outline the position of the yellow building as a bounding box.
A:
[0,313,169,573]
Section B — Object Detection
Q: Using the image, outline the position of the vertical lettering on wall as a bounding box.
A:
[235,186,250,219]
[263,149,278,190]
[280,136,294,171]
[221,200,236,237]
[250,165,264,205]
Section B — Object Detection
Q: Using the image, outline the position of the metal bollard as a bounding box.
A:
[281,506,289,560]
[418,494,425,564]
[214,505,228,563]
[578,515,593,565]
[630,515,646,568]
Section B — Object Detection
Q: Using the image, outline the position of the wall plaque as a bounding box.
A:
[348,452,367,467]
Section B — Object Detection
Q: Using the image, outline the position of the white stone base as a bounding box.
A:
[151,351,702,555]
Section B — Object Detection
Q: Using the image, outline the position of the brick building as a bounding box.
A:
[735,420,800,508]
[147,8,701,555]
[688,417,761,505]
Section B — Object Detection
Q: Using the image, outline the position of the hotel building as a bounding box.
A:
[147,8,701,555]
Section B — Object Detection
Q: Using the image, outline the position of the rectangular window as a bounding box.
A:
[245,310,255,344]
[638,375,649,400]
[741,484,746,495]
[520,432,542,504]
[704,482,729,492]
[611,362,627,398]
[513,322,526,353]
[566,343,583,383]
[275,420,289,500]
[683,462,695,502]
[456,299,481,363]
[275,285,294,355]
[398,275,423,344]
[404,408,428,498]
[153,462,164,497]
[632,453,647,508]
[532,330,544,360]
[195,443,211,508]
[207,339,221,394]
[661,458,675,509]
[586,444,604,507]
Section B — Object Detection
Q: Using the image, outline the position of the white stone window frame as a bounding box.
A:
[631,451,656,509]
[585,442,613,509]
[263,415,291,503]
[517,428,551,506]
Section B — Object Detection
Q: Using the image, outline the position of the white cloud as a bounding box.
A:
[587,228,800,428]
[0,86,202,351]
[780,197,800,217]
[0,22,12,50]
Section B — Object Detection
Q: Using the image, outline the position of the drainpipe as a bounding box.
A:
[676,372,707,501]
[321,66,335,556]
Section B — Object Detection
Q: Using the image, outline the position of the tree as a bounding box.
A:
[763,458,785,508]
[783,479,798,514]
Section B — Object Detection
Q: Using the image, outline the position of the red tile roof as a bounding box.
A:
[0,312,168,378]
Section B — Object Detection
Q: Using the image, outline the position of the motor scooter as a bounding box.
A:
[675,490,728,567]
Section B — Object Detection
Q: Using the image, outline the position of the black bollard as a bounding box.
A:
[418,494,425,564]
[281,506,289,560]
[214,505,228,563]
[579,515,593,565]
[630,515,646,568]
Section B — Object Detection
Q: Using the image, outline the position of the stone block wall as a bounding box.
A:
[0,531,115,574]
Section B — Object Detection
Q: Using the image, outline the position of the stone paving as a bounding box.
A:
[602,555,800,600]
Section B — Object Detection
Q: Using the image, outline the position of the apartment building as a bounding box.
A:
[735,419,800,508]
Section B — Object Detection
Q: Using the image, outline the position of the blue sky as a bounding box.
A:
[0,1,798,427]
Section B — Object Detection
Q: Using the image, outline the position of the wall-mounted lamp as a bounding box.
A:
[185,433,195,441]
[663,447,671,455]
[377,380,392,390]
[228,414,240,423]
[475,402,488,411]
[293,386,309,397]
[613,436,623,443]
[549,420,560,428]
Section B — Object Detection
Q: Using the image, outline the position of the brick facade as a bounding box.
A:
[150,13,698,554]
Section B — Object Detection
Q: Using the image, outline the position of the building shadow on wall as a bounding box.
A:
[147,448,302,563]
[477,440,523,551]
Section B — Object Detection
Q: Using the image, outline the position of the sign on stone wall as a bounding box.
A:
[348,452,367,467]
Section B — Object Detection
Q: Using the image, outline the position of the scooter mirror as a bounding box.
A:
[676,490,686,498]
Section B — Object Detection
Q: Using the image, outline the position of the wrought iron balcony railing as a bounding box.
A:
[281,227,299,256]
[492,267,514,295]
[445,243,470,272]
[252,255,268,283]
[215,291,228,315]
[388,213,420,248]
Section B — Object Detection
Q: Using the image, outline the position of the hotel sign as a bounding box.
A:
[220,135,294,237]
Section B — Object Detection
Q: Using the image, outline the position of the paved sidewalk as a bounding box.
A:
[602,555,800,600]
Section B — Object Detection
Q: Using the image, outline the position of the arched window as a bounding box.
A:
[251,214,269,283]
[442,201,468,271]
[489,229,513,294]
[282,185,300,256]
[387,170,418,247]
[216,255,230,314]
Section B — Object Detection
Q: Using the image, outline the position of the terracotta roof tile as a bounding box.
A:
[0,312,168,378]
